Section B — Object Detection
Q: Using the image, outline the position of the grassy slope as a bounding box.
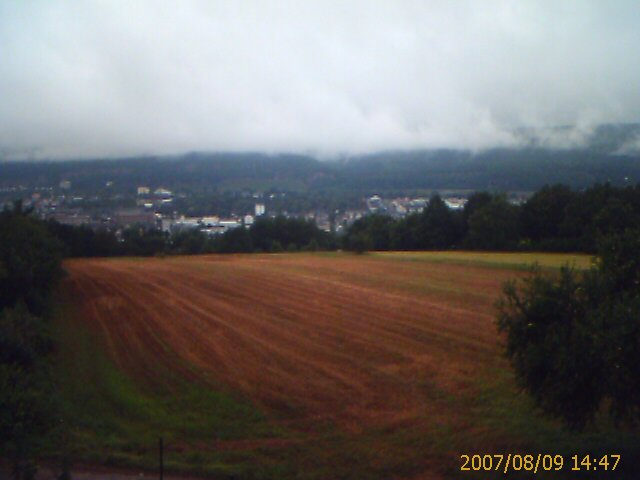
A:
[52,297,291,478]
[372,251,594,270]
[51,252,638,479]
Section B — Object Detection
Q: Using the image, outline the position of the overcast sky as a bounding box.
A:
[1,1,639,159]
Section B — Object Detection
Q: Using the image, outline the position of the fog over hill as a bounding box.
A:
[2,124,640,193]
[512,123,640,154]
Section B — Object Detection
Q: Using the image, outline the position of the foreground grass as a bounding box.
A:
[263,361,640,479]
[459,358,640,479]
[373,250,594,270]
[51,297,293,478]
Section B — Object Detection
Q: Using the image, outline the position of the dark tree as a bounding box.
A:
[120,228,167,256]
[171,229,209,255]
[390,213,421,250]
[215,226,253,253]
[0,205,64,479]
[343,214,394,251]
[0,205,63,314]
[520,184,575,243]
[462,191,493,224]
[496,228,640,429]
[0,306,58,479]
[416,195,461,249]
[345,232,373,254]
[465,196,520,250]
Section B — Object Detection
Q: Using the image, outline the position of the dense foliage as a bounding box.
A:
[496,229,640,429]
[342,183,640,254]
[0,210,63,315]
[0,204,65,479]
[46,215,334,257]
[207,216,335,253]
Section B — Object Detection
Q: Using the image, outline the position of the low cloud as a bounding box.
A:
[1,1,639,159]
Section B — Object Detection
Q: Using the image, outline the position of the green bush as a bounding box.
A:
[496,229,640,429]
[0,204,64,478]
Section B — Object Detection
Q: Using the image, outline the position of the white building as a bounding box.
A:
[219,220,241,231]
[161,218,174,233]
[154,188,173,198]
[172,216,200,231]
[201,216,220,227]
[444,197,467,210]
[367,195,383,212]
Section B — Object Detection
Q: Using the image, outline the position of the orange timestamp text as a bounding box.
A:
[460,453,621,474]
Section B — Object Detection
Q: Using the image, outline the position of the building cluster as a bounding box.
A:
[135,186,177,210]
[47,208,158,230]
[163,213,256,236]
[365,195,432,217]
[35,183,271,237]
[33,189,476,235]
[5,179,531,237]
[364,194,468,217]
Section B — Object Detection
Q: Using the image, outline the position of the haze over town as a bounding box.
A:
[2,0,640,159]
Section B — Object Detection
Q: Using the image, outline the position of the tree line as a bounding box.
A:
[342,183,640,253]
[47,216,335,257]
[41,182,640,257]
[0,203,69,480]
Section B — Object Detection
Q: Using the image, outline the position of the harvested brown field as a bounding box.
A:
[61,251,618,479]
[65,253,514,424]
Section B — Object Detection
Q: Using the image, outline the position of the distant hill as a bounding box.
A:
[2,124,640,194]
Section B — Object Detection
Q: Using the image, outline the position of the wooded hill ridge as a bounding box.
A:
[2,125,640,195]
